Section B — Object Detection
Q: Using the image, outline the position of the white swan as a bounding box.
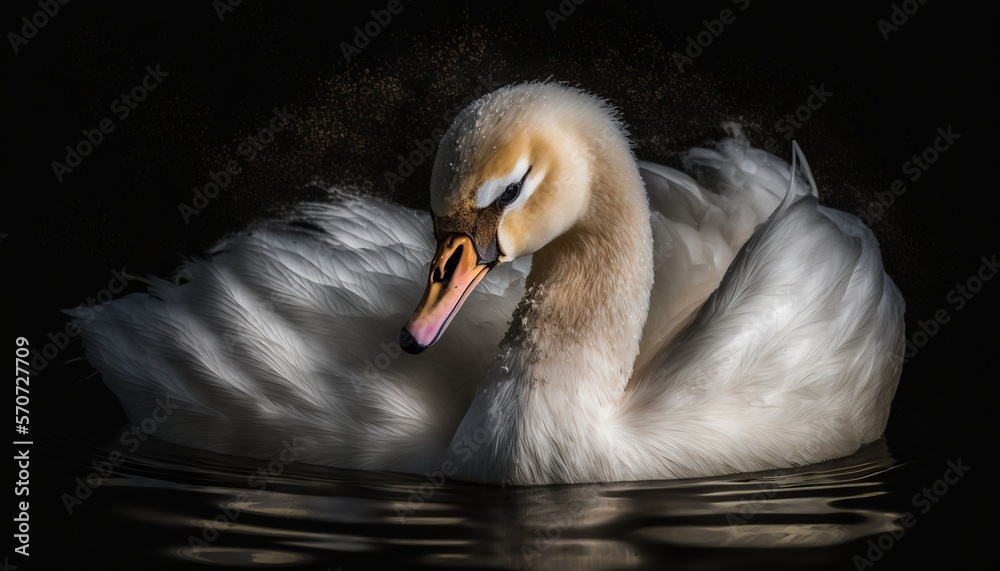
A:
[76,82,904,485]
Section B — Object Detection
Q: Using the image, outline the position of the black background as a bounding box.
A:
[2,1,996,569]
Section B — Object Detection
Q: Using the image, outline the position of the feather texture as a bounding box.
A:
[76,85,904,485]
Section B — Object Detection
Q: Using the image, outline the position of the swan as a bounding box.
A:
[75,82,904,485]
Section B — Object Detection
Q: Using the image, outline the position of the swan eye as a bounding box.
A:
[497,182,521,205]
[494,166,532,207]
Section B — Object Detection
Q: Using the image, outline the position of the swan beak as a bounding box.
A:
[400,233,494,354]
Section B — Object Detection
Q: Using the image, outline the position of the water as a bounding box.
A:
[5,2,991,569]
[43,429,954,571]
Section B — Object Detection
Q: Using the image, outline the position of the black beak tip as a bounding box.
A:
[398,328,425,355]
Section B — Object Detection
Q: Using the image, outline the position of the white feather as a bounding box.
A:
[76,85,904,485]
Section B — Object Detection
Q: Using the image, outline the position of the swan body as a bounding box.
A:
[76,82,904,484]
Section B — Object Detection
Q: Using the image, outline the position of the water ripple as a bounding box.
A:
[68,438,924,570]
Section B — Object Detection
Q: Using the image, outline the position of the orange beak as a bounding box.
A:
[399,234,495,354]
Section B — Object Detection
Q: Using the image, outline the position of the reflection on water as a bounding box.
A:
[55,436,927,570]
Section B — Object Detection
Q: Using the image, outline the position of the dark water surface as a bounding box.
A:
[39,414,978,571]
[5,2,994,570]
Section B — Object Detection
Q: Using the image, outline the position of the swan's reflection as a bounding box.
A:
[92,438,906,569]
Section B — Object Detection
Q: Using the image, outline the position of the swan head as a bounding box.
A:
[400,82,631,354]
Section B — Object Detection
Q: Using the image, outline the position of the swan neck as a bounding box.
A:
[450,126,654,483]
[507,143,653,401]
